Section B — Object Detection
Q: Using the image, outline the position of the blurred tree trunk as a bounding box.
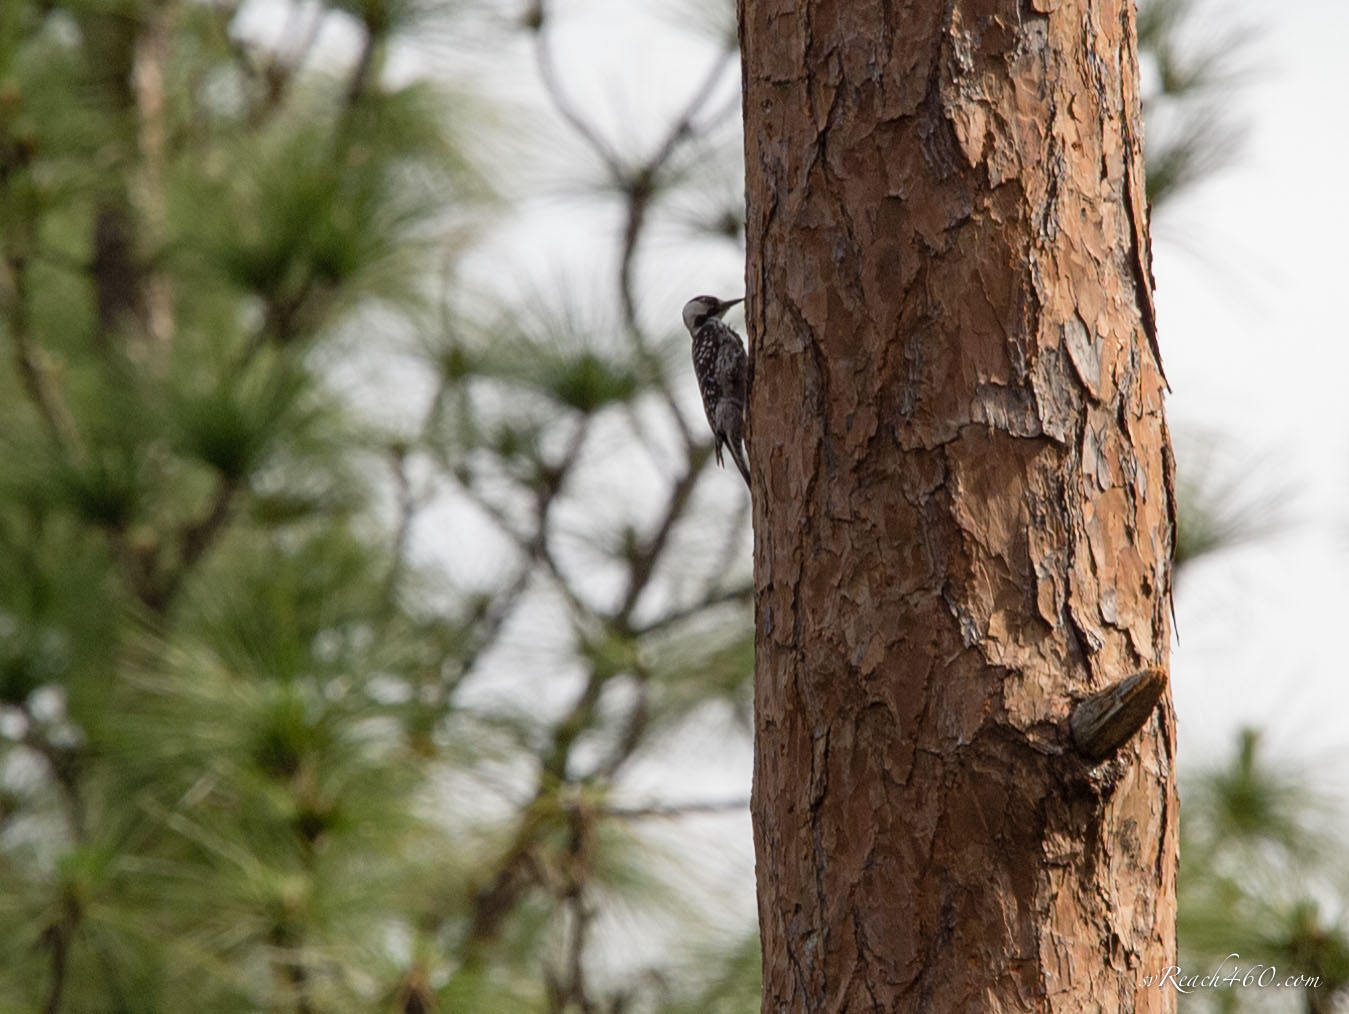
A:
[740,0,1177,1010]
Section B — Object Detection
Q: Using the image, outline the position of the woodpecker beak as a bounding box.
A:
[718,297,744,316]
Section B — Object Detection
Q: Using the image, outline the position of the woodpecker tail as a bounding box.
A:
[725,438,751,489]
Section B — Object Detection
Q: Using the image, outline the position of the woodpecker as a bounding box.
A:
[682,294,750,488]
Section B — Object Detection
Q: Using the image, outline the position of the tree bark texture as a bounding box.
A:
[740,0,1176,1011]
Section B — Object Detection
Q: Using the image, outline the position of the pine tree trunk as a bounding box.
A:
[740,0,1177,1011]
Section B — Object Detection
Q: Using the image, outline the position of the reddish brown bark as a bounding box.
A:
[740,0,1176,1011]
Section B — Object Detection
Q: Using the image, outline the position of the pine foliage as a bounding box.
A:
[0,1,753,1011]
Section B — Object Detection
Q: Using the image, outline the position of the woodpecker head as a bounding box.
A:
[682,294,743,334]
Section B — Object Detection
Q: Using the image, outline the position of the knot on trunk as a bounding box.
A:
[1070,667,1168,762]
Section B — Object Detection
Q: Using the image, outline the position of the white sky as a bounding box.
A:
[1157,0,1349,780]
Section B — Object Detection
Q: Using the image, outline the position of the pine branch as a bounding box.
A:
[382,443,418,607]
[592,673,650,780]
[25,729,88,1014]
[41,894,79,1014]
[1070,668,1168,762]
[131,2,177,351]
[613,48,737,452]
[630,581,754,637]
[613,445,714,627]
[3,255,82,452]
[137,475,240,613]
[616,33,736,321]
[343,24,379,111]
[531,1,622,177]
[605,798,748,820]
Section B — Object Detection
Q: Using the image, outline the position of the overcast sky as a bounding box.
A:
[1157,0,1349,779]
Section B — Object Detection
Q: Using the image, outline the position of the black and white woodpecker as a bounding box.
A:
[682,294,750,488]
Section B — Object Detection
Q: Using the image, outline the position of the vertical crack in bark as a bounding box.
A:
[808,727,832,1008]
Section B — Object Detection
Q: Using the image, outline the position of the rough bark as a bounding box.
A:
[740,0,1176,1011]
